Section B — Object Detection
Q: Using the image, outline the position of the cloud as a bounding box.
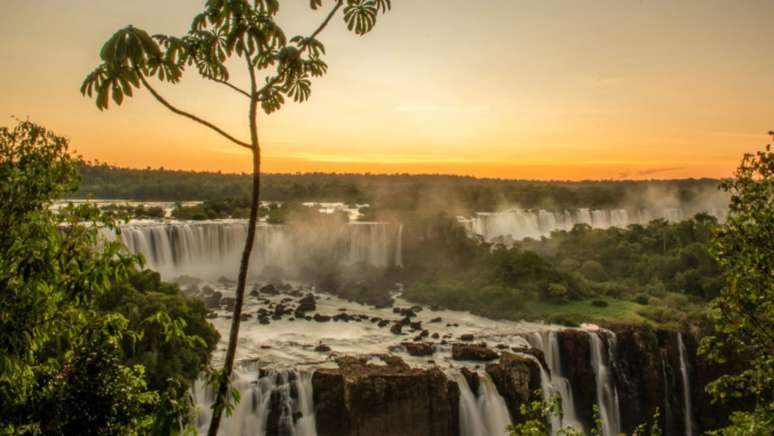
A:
[636,167,685,176]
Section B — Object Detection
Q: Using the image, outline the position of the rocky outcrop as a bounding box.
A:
[485,352,542,421]
[557,329,597,430]
[451,343,499,361]
[312,355,460,436]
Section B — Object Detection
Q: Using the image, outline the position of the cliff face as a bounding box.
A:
[312,355,459,436]
[556,329,597,431]
[485,352,542,422]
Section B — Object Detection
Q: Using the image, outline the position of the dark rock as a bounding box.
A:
[452,344,498,361]
[204,291,223,309]
[258,317,270,325]
[314,314,332,322]
[378,320,390,328]
[315,344,332,352]
[222,297,236,311]
[402,342,435,357]
[460,367,479,394]
[410,321,423,331]
[296,293,317,313]
[459,334,474,342]
[429,317,442,323]
[333,313,352,322]
[312,355,458,436]
[239,313,252,321]
[485,352,542,421]
[260,284,278,295]
[431,333,440,339]
[390,323,403,335]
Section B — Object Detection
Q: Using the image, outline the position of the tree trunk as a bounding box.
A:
[207,146,261,436]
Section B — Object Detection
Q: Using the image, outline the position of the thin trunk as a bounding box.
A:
[207,61,261,435]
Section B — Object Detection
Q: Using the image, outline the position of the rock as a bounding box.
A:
[260,284,278,295]
[296,293,317,313]
[410,305,423,313]
[249,286,260,297]
[333,313,352,322]
[451,343,498,361]
[419,330,430,338]
[202,285,215,296]
[460,367,479,394]
[429,317,442,323]
[315,344,332,353]
[485,352,542,421]
[431,333,440,339]
[312,355,459,436]
[204,291,222,309]
[410,321,423,331]
[459,334,474,342]
[377,320,390,328]
[390,323,403,335]
[258,317,270,325]
[222,297,236,312]
[240,313,252,321]
[402,342,435,357]
[314,314,332,322]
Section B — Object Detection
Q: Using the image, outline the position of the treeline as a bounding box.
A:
[75,161,723,213]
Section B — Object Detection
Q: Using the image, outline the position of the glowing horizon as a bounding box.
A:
[2,0,773,181]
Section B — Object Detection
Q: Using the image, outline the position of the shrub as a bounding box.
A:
[591,299,609,308]
[635,294,650,305]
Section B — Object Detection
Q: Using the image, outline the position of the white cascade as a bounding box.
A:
[465,207,725,243]
[678,333,696,436]
[477,373,513,435]
[194,370,317,436]
[451,371,489,436]
[526,332,583,432]
[118,220,401,279]
[588,331,621,436]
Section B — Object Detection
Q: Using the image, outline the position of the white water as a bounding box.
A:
[451,371,512,436]
[195,369,317,436]
[527,331,583,433]
[113,220,402,279]
[588,332,621,436]
[678,334,696,436]
[462,207,726,243]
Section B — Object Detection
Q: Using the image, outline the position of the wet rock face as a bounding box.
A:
[451,343,499,361]
[556,329,597,431]
[485,352,542,421]
[312,355,460,436]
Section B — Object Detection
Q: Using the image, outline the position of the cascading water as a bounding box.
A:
[527,332,583,433]
[450,371,513,436]
[195,369,317,436]
[394,224,403,268]
[116,220,403,279]
[462,207,725,243]
[588,331,621,436]
[678,333,696,436]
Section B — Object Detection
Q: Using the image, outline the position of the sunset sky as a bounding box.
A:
[2,0,773,180]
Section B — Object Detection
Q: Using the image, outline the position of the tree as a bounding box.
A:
[701,136,774,434]
[81,1,392,433]
[0,120,154,434]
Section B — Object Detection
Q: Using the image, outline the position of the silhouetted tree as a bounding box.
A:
[81,1,392,434]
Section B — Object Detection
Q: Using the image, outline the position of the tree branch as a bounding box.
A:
[204,75,252,99]
[256,0,343,96]
[138,74,252,149]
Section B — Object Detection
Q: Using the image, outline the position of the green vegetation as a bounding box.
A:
[700,142,774,434]
[0,120,216,435]
[398,211,717,328]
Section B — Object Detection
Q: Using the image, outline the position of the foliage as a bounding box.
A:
[700,141,774,433]
[0,120,215,435]
[508,392,582,436]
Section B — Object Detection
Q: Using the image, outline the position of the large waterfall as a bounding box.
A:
[461,207,726,242]
[588,331,621,436]
[115,220,403,279]
[678,334,696,436]
[195,369,317,436]
[527,331,582,433]
[450,371,513,436]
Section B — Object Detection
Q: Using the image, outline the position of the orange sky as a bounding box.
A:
[2,0,773,180]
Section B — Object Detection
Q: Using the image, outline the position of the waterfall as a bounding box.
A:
[527,332,582,432]
[195,370,317,436]
[465,207,725,243]
[661,356,674,434]
[118,220,402,279]
[678,334,695,436]
[588,332,621,436]
[450,371,513,436]
[394,224,404,268]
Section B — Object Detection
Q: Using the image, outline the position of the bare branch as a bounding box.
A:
[138,74,252,150]
[204,75,252,98]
